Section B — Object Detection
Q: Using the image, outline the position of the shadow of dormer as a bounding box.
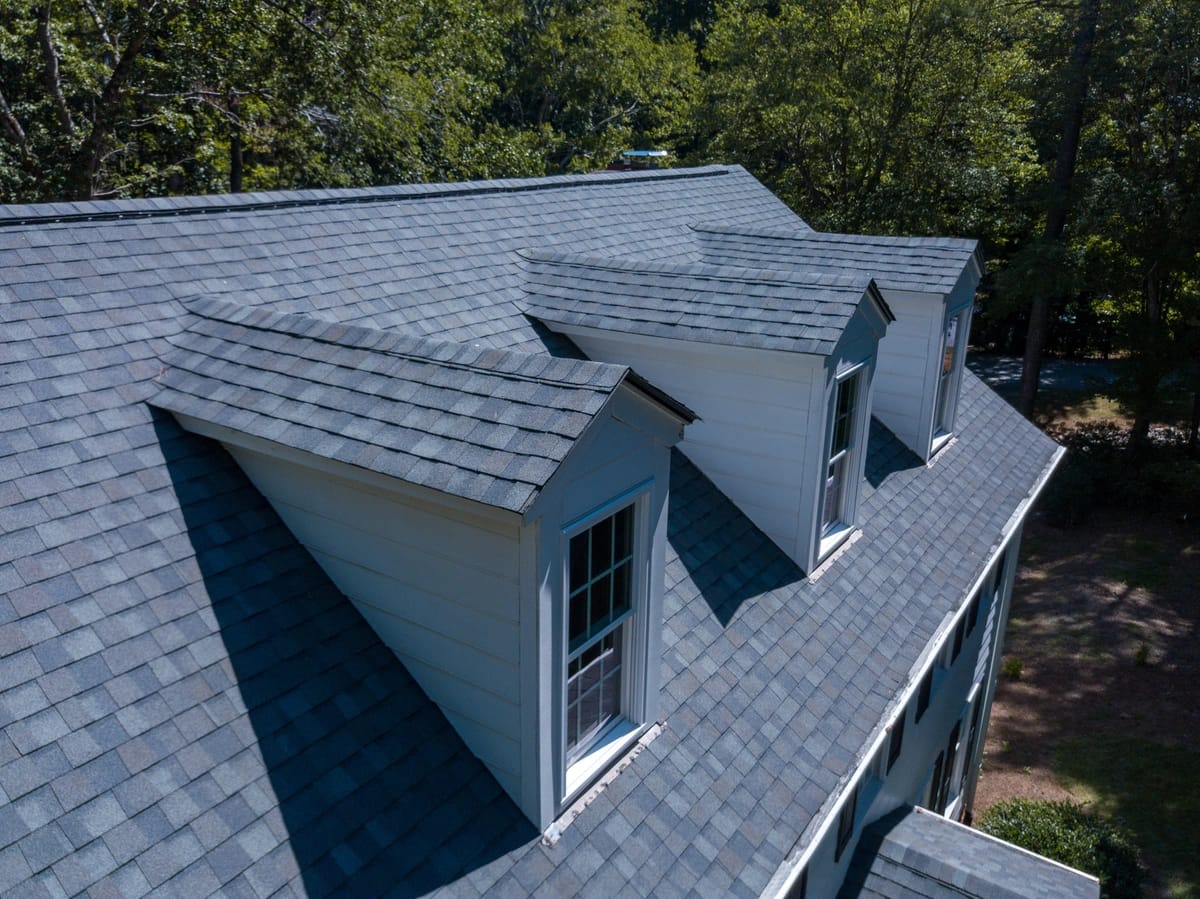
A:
[153,411,535,896]
[667,449,803,627]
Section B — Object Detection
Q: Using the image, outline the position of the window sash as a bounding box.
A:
[823,371,860,534]
[564,502,638,767]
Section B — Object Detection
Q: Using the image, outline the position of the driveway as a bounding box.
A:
[968,355,1120,393]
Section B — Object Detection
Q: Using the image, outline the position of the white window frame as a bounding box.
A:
[819,363,869,559]
[559,484,653,801]
[932,306,969,450]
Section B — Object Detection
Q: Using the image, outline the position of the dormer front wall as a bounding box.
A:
[522,386,680,825]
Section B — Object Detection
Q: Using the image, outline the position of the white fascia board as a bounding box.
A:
[169,411,521,531]
[764,441,1067,899]
[611,381,691,446]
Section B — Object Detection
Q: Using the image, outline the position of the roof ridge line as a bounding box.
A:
[0,166,734,229]
[518,248,873,291]
[692,221,979,249]
[180,296,628,391]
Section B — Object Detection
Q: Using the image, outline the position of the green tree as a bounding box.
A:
[700,0,1039,239]
[493,0,699,172]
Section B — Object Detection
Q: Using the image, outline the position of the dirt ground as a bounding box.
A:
[974,505,1200,892]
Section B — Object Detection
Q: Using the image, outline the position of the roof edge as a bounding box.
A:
[0,165,737,228]
[518,248,875,292]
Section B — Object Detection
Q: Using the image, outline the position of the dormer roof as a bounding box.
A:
[520,250,892,356]
[692,223,984,294]
[152,297,691,515]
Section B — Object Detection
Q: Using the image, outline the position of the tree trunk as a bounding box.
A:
[1127,271,1164,458]
[1188,387,1199,458]
[1018,0,1101,418]
[230,95,244,193]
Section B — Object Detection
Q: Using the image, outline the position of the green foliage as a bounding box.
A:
[1041,421,1200,524]
[1001,656,1024,679]
[979,799,1145,898]
[699,0,1040,237]
[1054,737,1200,898]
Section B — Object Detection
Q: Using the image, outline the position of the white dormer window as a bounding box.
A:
[933,310,967,442]
[562,490,656,799]
[566,502,634,763]
[820,366,868,559]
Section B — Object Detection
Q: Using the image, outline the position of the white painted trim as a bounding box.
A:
[765,442,1067,898]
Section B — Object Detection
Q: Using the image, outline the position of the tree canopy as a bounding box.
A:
[1,0,1197,448]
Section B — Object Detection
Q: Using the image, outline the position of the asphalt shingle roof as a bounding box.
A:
[0,165,1061,898]
[693,223,982,294]
[520,250,883,355]
[840,806,1100,899]
[152,296,638,514]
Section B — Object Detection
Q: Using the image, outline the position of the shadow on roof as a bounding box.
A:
[864,418,924,490]
[154,412,535,895]
[668,450,802,627]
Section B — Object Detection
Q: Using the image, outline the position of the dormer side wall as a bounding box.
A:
[873,290,945,459]
[213,442,528,805]
[874,265,979,461]
[560,326,828,569]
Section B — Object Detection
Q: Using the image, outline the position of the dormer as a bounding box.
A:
[151,298,694,831]
[693,225,984,461]
[520,251,893,573]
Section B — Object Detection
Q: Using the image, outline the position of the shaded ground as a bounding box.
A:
[974,508,1200,897]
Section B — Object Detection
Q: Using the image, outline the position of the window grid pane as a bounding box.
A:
[566,504,635,761]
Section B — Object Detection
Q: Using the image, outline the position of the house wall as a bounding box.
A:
[222,448,527,800]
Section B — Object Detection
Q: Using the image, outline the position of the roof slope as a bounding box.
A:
[1,165,801,355]
[152,297,639,514]
[840,807,1100,899]
[521,250,885,355]
[0,168,1060,898]
[693,223,981,293]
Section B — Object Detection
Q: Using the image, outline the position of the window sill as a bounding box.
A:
[564,718,640,802]
[818,524,853,562]
[930,431,954,457]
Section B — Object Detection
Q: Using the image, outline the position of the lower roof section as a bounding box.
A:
[840,806,1101,899]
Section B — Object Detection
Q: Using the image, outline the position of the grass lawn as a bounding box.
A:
[1054,737,1200,899]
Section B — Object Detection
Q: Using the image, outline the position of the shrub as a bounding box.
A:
[978,799,1145,898]
[1001,656,1024,679]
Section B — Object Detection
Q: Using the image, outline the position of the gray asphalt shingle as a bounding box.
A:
[151,297,639,514]
[694,223,982,294]
[0,165,1060,897]
[521,250,885,355]
[840,806,1100,899]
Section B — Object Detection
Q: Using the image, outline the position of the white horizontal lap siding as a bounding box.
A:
[226,448,524,785]
[567,329,818,566]
[874,290,943,458]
